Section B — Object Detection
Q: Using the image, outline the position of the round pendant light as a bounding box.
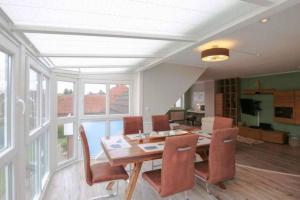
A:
[201,47,229,62]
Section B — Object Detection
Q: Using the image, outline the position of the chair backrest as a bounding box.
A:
[208,128,238,184]
[212,117,233,130]
[160,134,199,197]
[152,115,170,132]
[201,117,233,132]
[123,116,144,135]
[79,125,92,186]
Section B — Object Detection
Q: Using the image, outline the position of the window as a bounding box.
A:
[0,51,11,152]
[57,81,74,117]
[84,84,106,115]
[0,164,12,200]
[109,120,123,137]
[109,84,129,114]
[39,132,49,186]
[81,121,105,158]
[57,123,74,163]
[26,131,49,200]
[175,98,182,108]
[26,142,38,200]
[41,76,49,123]
[28,68,40,131]
[172,95,184,109]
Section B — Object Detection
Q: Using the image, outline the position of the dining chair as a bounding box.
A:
[212,117,233,129]
[151,115,171,169]
[123,116,144,135]
[199,117,233,161]
[194,127,238,193]
[152,115,171,132]
[142,134,199,199]
[201,117,233,132]
[79,125,129,199]
[123,116,143,174]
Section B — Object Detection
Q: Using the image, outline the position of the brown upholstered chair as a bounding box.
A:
[213,117,233,129]
[195,127,238,193]
[123,116,144,135]
[79,125,129,199]
[152,115,171,132]
[201,117,233,132]
[151,115,171,169]
[142,134,199,198]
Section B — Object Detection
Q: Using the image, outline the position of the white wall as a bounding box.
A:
[141,63,205,131]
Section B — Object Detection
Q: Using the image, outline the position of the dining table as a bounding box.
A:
[100,129,211,200]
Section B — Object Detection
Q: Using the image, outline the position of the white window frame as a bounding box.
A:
[25,57,51,142]
[80,79,132,120]
[42,75,50,126]
[25,56,51,200]
[78,78,132,158]
[55,75,78,168]
[0,32,20,200]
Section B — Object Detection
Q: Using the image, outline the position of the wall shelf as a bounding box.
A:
[215,77,240,125]
[243,88,276,95]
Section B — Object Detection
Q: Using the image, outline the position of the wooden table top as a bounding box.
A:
[101,131,210,166]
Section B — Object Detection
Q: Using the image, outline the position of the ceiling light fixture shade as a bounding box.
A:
[201,48,229,62]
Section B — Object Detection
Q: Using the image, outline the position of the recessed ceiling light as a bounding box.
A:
[260,18,269,23]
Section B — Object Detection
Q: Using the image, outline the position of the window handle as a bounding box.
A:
[17,97,26,115]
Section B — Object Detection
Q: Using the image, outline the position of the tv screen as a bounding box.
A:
[240,98,256,115]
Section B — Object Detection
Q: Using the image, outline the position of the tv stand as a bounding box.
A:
[238,126,288,144]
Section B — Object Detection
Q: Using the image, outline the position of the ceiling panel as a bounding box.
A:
[49,57,146,67]
[25,33,188,56]
[0,0,272,72]
[1,0,243,35]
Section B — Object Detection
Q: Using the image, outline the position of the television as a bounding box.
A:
[240,98,261,116]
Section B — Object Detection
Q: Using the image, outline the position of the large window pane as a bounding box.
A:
[109,120,123,137]
[57,123,74,163]
[0,164,12,200]
[57,81,74,117]
[42,76,49,123]
[84,84,106,115]
[81,121,105,158]
[26,142,38,200]
[29,68,40,131]
[0,51,10,152]
[40,131,49,186]
[109,84,129,114]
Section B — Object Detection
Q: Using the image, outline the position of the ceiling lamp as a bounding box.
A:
[201,47,229,62]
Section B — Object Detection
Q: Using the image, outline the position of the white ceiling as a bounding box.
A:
[165,2,300,80]
[0,0,279,73]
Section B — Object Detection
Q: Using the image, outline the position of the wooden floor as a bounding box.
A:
[44,142,300,200]
[236,142,300,175]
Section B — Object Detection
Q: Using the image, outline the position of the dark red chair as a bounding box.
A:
[123,116,144,135]
[142,134,199,198]
[79,126,129,199]
[152,115,170,132]
[195,127,238,193]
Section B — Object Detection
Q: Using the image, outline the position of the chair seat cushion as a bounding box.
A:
[142,169,162,193]
[91,162,129,184]
[195,161,209,180]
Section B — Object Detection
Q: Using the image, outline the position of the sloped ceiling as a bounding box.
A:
[165,3,300,80]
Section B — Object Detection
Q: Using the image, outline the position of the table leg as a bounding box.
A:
[197,149,209,161]
[106,181,115,190]
[125,162,143,200]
